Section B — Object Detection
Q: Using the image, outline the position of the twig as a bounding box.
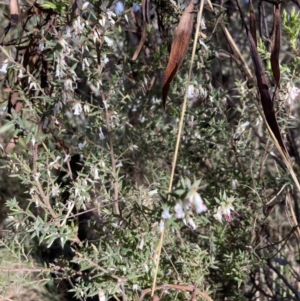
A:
[139,284,213,301]
[102,93,120,215]
[267,260,300,300]
[34,177,57,219]
[206,0,253,80]
[0,267,57,273]
[74,251,122,281]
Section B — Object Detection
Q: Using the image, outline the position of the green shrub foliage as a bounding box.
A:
[1,1,300,301]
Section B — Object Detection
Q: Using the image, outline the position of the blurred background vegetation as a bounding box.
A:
[1,0,300,300]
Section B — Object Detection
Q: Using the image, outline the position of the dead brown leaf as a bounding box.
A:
[142,0,150,24]
[162,0,194,111]
[236,0,287,155]
[10,0,19,27]
[270,4,281,88]
[249,0,257,47]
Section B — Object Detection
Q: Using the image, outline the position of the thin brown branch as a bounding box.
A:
[102,93,120,216]
[267,260,300,300]
[138,284,214,301]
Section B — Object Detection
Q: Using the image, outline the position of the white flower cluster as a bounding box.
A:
[214,197,235,222]
[161,189,207,230]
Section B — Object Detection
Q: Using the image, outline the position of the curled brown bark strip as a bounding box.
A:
[162,0,194,110]
[270,4,281,88]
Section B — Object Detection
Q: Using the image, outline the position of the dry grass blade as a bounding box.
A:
[271,4,281,88]
[162,0,194,110]
[10,0,19,27]
[249,0,257,47]
[132,20,147,60]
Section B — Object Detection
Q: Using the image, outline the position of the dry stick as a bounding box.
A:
[0,267,57,273]
[140,284,213,301]
[102,93,120,216]
[151,0,205,297]
[132,20,147,60]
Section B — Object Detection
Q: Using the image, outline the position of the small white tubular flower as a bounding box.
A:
[101,55,109,65]
[116,161,123,168]
[18,69,24,78]
[186,189,208,214]
[129,144,138,151]
[187,85,196,99]
[99,127,105,140]
[34,173,40,181]
[83,104,90,113]
[98,289,106,301]
[115,2,125,15]
[139,236,144,249]
[82,58,89,71]
[64,78,73,91]
[187,217,196,230]
[102,100,109,109]
[73,102,83,115]
[200,18,206,29]
[29,82,37,90]
[161,207,171,220]
[223,199,234,222]
[64,154,70,162]
[31,136,36,146]
[214,206,223,222]
[175,203,185,219]
[199,39,209,51]
[132,284,140,291]
[52,184,60,197]
[82,1,90,10]
[0,62,8,73]
[149,189,158,196]
[231,179,238,190]
[74,16,85,35]
[104,36,114,47]
[194,198,208,214]
[94,167,100,180]
[78,140,87,150]
[49,156,61,168]
[214,197,235,223]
